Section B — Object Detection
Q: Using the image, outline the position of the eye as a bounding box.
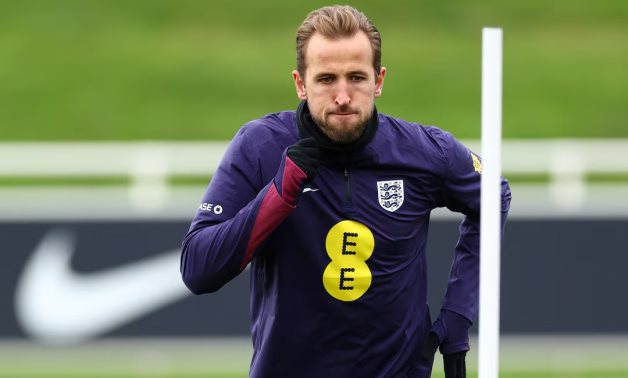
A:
[351,75,366,82]
[319,76,334,84]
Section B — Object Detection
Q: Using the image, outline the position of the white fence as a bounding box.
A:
[1,140,627,219]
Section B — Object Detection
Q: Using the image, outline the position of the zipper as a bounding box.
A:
[344,169,351,204]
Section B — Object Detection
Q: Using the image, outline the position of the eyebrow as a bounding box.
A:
[313,70,370,79]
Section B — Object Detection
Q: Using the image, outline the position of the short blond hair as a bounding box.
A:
[296,5,382,78]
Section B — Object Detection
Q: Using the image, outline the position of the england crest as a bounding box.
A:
[377,180,404,212]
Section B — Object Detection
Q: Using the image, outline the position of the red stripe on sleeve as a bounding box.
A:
[281,157,308,205]
[240,184,295,270]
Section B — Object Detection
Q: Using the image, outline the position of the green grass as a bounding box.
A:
[1,0,627,141]
[4,371,628,378]
[498,374,628,378]
[2,336,627,378]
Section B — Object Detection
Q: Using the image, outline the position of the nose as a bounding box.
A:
[334,82,351,106]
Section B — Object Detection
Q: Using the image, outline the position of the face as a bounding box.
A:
[293,31,386,144]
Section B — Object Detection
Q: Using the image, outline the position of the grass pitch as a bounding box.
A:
[1,1,627,141]
[1,336,627,377]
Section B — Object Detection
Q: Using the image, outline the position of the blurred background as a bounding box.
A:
[1,0,627,377]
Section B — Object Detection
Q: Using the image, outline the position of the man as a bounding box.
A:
[181,5,511,378]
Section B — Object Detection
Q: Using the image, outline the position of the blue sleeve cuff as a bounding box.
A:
[430,309,472,355]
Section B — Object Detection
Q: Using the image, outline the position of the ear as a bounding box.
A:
[292,70,307,100]
[374,67,386,97]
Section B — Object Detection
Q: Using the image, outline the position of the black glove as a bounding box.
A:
[429,310,471,378]
[421,322,467,378]
[443,351,466,378]
[286,137,320,184]
[419,330,467,378]
[273,137,320,206]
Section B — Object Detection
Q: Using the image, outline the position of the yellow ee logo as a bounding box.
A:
[322,220,374,301]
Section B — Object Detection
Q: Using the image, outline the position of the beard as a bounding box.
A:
[311,106,372,144]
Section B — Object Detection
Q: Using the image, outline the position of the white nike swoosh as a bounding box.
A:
[303,187,320,193]
[15,229,190,345]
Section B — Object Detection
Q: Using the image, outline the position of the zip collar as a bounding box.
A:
[296,101,379,154]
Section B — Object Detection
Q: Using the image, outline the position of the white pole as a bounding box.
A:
[479,27,503,378]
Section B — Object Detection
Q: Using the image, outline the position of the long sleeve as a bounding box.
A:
[180,125,304,294]
[430,129,511,352]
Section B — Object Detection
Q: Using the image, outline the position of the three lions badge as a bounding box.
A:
[377,180,404,212]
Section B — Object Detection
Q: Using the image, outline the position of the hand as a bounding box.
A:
[429,310,471,378]
[443,351,466,378]
[287,137,320,183]
[418,332,467,378]
[274,137,320,205]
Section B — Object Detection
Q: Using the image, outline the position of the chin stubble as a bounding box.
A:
[313,111,370,144]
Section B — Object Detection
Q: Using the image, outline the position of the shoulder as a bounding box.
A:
[231,110,299,153]
[377,113,454,162]
[376,113,476,178]
[238,110,299,143]
[219,110,299,185]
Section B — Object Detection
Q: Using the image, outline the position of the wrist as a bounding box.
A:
[274,155,308,206]
[434,309,472,354]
